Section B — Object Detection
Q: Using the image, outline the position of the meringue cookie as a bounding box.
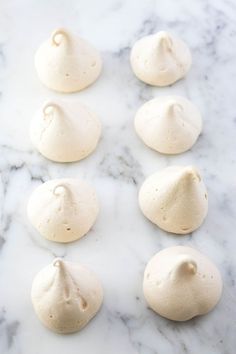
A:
[130,31,192,86]
[35,28,102,93]
[30,100,101,162]
[134,96,202,154]
[27,178,99,243]
[139,165,208,234]
[143,246,222,321]
[31,259,103,333]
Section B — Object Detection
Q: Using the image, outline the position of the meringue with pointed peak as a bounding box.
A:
[139,165,208,234]
[35,28,102,93]
[130,31,192,86]
[143,246,222,321]
[135,96,202,154]
[31,259,103,333]
[27,178,99,243]
[30,100,101,162]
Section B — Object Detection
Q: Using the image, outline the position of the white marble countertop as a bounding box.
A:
[0,0,236,353]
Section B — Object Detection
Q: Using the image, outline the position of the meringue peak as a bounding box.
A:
[171,255,197,279]
[53,259,87,309]
[50,28,70,47]
[181,165,201,181]
[157,31,173,51]
[53,259,72,299]
[164,101,183,118]
[176,165,201,185]
[53,258,68,274]
[53,183,73,199]
[43,101,60,117]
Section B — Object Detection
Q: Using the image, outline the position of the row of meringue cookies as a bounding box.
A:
[131,29,223,321]
[29,28,104,335]
[28,29,223,333]
[31,246,222,334]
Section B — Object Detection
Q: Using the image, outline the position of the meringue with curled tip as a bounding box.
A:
[143,246,222,321]
[134,95,202,154]
[31,259,103,333]
[27,178,99,243]
[130,31,192,86]
[30,100,101,162]
[35,28,102,93]
[139,165,208,234]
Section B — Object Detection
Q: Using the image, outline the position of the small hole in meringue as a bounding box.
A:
[197,174,201,182]
[181,227,190,231]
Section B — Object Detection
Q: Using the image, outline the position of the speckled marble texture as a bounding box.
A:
[0,0,236,353]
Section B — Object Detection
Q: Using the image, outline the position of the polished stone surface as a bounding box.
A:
[0,0,236,353]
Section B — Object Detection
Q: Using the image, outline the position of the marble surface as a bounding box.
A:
[0,0,236,353]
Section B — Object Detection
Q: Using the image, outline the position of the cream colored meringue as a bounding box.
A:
[130,31,192,86]
[27,178,99,243]
[31,259,103,333]
[143,246,222,321]
[134,96,202,154]
[35,28,102,93]
[139,165,208,234]
[30,100,101,162]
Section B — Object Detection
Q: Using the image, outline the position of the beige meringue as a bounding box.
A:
[35,28,102,93]
[134,96,202,154]
[130,31,192,86]
[139,166,208,234]
[31,259,103,333]
[30,100,101,163]
[27,178,99,243]
[143,246,222,321]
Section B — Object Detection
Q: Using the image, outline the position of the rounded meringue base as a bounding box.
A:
[34,139,101,164]
[34,64,102,94]
[32,305,102,334]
